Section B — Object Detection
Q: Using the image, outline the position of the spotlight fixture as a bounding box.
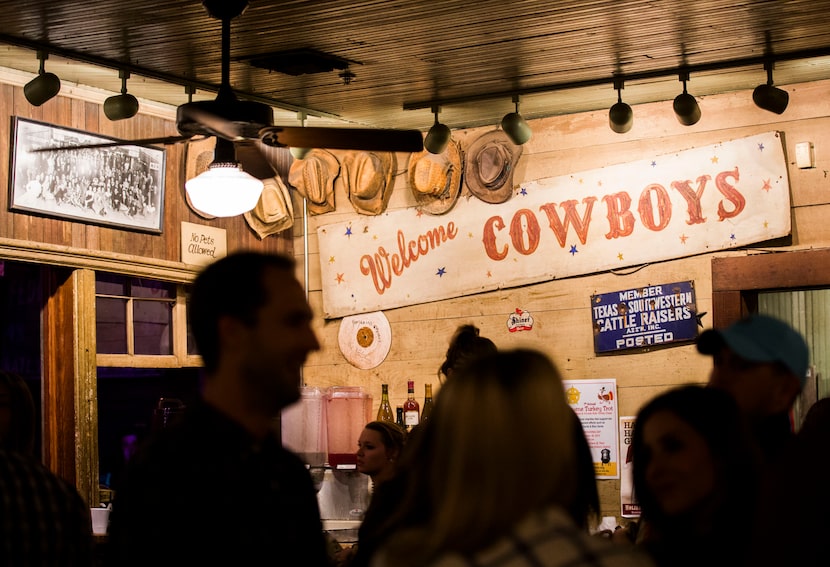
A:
[185,138,264,217]
[753,61,789,115]
[24,51,61,107]
[673,72,701,126]
[104,70,139,121]
[424,106,451,154]
[500,94,532,145]
[289,111,311,160]
[609,78,633,134]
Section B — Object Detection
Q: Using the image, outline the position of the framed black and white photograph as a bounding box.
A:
[9,116,166,234]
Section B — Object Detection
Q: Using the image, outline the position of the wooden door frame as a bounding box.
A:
[711,248,830,327]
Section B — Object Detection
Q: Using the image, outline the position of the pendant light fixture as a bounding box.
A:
[24,51,61,107]
[609,78,633,134]
[752,61,789,115]
[673,72,701,126]
[289,111,312,160]
[104,70,140,121]
[424,106,451,154]
[185,137,264,217]
[501,94,532,145]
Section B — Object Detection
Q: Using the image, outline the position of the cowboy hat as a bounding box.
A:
[464,129,523,204]
[243,175,295,239]
[184,136,217,219]
[288,149,340,215]
[408,137,463,215]
[344,151,395,215]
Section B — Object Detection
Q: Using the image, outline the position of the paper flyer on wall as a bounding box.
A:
[620,415,641,517]
[564,379,619,479]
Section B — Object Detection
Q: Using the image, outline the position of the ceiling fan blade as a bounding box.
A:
[177,102,253,141]
[259,126,424,153]
[234,140,277,180]
[30,134,195,153]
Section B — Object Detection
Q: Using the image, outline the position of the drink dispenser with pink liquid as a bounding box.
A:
[325,386,372,468]
[280,386,327,468]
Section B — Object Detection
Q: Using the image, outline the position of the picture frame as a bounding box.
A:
[8,116,166,234]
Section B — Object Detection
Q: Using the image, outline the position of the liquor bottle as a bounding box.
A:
[421,383,434,423]
[403,380,420,431]
[396,406,405,430]
[377,384,394,423]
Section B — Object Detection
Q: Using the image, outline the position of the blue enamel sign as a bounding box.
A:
[591,281,698,353]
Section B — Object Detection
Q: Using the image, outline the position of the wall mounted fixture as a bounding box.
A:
[104,70,140,120]
[24,50,61,106]
[609,78,633,134]
[500,95,532,145]
[752,61,789,114]
[424,106,451,154]
[672,72,701,126]
[185,138,264,217]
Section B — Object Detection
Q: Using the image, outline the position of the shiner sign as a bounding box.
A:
[590,280,698,353]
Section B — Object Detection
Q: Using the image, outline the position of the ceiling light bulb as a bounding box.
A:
[609,81,633,134]
[424,107,451,154]
[104,70,139,121]
[501,95,532,145]
[24,51,61,107]
[673,75,701,126]
[185,164,263,217]
[753,62,789,114]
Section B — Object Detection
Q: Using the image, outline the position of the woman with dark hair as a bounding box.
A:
[438,324,497,382]
[630,385,761,567]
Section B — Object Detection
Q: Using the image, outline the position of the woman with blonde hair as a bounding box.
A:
[373,349,653,567]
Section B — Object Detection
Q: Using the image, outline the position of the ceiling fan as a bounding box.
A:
[35,0,425,177]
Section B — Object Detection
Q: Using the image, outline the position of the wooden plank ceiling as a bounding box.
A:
[0,0,829,132]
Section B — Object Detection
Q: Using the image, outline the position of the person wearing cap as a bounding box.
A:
[696,313,809,462]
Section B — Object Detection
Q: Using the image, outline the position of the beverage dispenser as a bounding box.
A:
[325,386,372,468]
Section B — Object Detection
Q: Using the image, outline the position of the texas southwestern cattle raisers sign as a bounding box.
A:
[590,280,698,353]
[318,131,790,319]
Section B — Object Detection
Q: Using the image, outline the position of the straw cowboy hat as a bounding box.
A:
[243,175,295,239]
[408,137,463,215]
[344,150,396,215]
[288,149,340,215]
[464,129,523,204]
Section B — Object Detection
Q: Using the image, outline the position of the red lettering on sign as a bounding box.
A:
[715,168,744,221]
[539,198,597,247]
[360,223,457,294]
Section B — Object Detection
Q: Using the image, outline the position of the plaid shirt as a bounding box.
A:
[0,449,94,566]
[382,507,655,567]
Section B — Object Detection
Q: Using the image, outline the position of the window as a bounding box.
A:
[95,273,200,367]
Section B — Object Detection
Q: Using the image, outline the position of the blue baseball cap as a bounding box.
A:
[697,314,809,387]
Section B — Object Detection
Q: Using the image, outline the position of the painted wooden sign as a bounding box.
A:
[318,131,790,319]
[590,280,698,353]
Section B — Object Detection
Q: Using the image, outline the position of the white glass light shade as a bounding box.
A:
[185,164,264,218]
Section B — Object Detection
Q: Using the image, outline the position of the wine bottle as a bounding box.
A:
[403,380,420,431]
[396,406,405,429]
[377,384,394,423]
[421,383,434,423]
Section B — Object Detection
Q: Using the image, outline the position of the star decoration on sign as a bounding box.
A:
[329,256,335,264]
[436,267,446,277]
[416,209,424,218]
[617,252,624,261]
[730,233,736,240]
[679,234,688,244]
[764,220,769,228]
[695,311,708,327]
[762,179,771,192]
[520,187,528,196]
[335,273,345,284]
[569,245,578,255]
[345,226,352,237]
[486,270,492,278]
[710,155,719,164]
[651,160,657,167]
[758,143,765,152]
